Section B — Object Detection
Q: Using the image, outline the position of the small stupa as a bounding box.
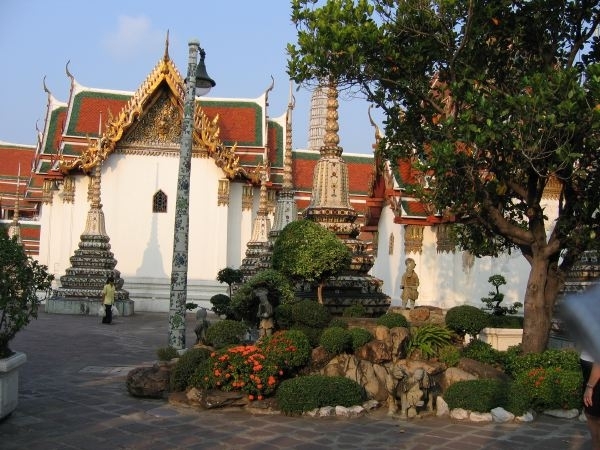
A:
[46,164,133,315]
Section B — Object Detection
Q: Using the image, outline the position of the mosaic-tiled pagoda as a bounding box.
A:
[301,79,390,316]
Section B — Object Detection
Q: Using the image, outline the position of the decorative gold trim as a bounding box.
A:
[242,185,254,211]
[404,224,423,254]
[218,178,230,206]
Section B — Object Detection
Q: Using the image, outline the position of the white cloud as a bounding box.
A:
[102,15,163,60]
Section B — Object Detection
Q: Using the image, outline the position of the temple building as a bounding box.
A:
[0,40,564,314]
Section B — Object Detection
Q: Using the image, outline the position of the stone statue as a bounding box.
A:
[256,288,274,338]
[387,363,434,419]
[194,307,210,344]
[400,258,419,309]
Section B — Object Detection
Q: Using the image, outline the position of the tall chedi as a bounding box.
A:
[303,78,390,315]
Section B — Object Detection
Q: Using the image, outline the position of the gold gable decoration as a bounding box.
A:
[218,178,230,206]
[435,224,455,253]
[242,185,254,210]
[404,224,423,254]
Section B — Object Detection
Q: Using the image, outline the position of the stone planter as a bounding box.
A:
[0,351,27,420]
[479,328,523,351]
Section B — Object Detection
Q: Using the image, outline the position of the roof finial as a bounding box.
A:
[164,30,170,61]
[43,75,51,96]
[65,60,74,81]
[264,75,275,107]
[368,104,382,144]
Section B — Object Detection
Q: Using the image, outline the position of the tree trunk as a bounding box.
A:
[317,283,324,304]
[521,255,559,353]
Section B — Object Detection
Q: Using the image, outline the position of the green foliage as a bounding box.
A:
[486,315,524,329]
[276,375,366,415]
[258,330,312,371]
[438,345,461,368]
[513,367,582,412]
[204,320,247,349]
[505,381,533,416]
[480,275,523,316]
[287,0,600,353]
[375,313,409,329]
[272,219,352,286]
[156,346,178,361]
[0,229,54,358]
[210,294,232,318]
[445,305,489,338]
[319,327,353,355]
[229,269,294,324]
[274,303,294,330]
[349,327,373,351]
[170,347,212,392]
[461,339,504,366]
[328,318,349,329]
[443,379,508,413]
[404,324,453,359]
[216,267,244,299]
[290,325,323,348]
[291,299,331,329]
[342,303,367,317]
[503,348,581,378]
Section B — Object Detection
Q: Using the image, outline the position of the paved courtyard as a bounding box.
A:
[0,308,594,449]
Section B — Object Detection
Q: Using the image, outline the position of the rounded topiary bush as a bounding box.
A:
[513,367,582,412]
[487,315,524,329]
[156,346,178,361]
[209,293,232,318]
[443,379,508,412]
[349,327,373,351]
[276,375,366,415]
[319,327,353,355]
[445,305,489,338]
[274,303,294,330]
[461,339,503,366]
[170,347,212,392]
[376,312,409,329]
[291,299,331,328]
[342,303,367,318]
[204,320,247,349]
[503,348,580,377]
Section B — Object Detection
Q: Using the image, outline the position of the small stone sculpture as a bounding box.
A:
[387,363,434,419]
[194,307,210,344]
[256,288,274,338]
[400,258,419,309]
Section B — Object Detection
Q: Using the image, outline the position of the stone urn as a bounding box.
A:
[0,351,27,420]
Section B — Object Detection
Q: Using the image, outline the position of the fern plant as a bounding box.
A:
[404,324,453,359]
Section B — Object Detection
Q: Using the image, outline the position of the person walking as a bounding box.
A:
[101,276,116,324]
[581,350,600,449]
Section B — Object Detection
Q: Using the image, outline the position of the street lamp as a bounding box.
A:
[169,39,215,350]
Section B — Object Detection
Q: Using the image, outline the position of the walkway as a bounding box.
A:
[0,308,593,449]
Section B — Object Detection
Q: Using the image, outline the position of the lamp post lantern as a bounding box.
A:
[169,39,215,350]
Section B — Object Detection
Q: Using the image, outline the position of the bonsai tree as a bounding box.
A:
[216,267,244,299]
[272,219,352,304]
[481,275,523,316]
[0,229,54,358]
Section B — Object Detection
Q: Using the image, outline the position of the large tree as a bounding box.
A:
[288,0,600,353]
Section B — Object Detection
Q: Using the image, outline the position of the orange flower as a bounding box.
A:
[257,395,263,401]
[248,395,255,401]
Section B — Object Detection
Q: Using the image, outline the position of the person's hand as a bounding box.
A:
[585,385,595,408]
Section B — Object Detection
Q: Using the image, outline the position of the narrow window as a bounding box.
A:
[153,190,167,213]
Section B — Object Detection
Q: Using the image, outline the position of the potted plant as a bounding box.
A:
[0,229,54,419]
[478,275,524,351]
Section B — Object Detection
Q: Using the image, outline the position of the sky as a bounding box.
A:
[0,0,382,155]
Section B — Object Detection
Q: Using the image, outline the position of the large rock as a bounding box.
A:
[126,363,171,398]
[439,366,477,391]
[355,340,392,364]
[457,357,510,382]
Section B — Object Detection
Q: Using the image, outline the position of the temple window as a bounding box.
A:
[153,190,167,213]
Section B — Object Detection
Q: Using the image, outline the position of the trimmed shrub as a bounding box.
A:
[349,327,373,351]
[319,327,353,355]
[376,312,409,329]
[204,320,247,349]
[342,303,367,318]
[404,324,453,359]
[503,348,580,377]
[210,294,232,318]
[258,330,312,371]
[487,315,524,329]
[513,367,582,411]
[291,299,331,328]
[461,339,503,366]
[276,375,366,415]
[156,346,178,361]
[445,305,489,338]
[170,347,212,392]
[438,344,461,367]
[274,303,294,330]
[443,379,508,412]
[505,381,532,416]
[290,325,323,348]
[329,318,349,329]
